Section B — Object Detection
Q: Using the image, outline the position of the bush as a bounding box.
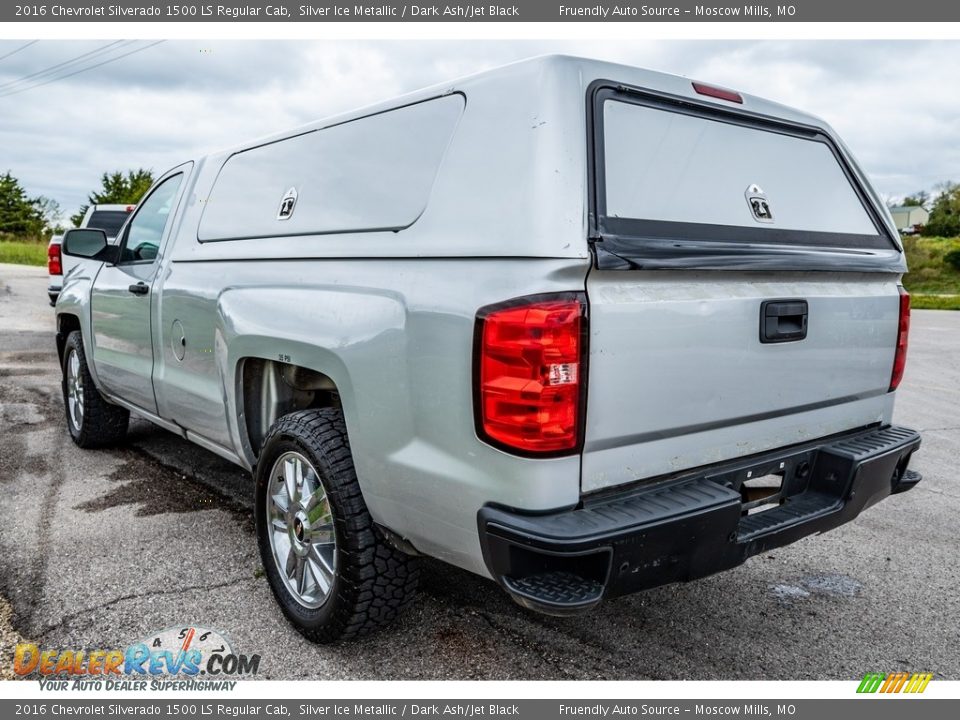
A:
[923,183,960,237]
[946,249,960,272]
[902,236,960,298]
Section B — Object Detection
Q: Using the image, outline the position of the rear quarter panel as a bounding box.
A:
[155,258,589,577]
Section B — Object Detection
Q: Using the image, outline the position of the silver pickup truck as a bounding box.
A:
[55,56,921,643]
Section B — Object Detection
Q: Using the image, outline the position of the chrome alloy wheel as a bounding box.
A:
[266,451,337,608]
[65,349,84,431]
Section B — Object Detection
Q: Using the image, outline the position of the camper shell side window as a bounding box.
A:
[198,93,465,242]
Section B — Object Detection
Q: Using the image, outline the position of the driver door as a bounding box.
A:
[90,170,187,414]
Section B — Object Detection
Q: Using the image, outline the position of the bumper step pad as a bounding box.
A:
[737,491,839,542]
[502,572,604,615]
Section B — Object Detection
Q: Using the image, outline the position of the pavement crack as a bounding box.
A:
[36,576,256,641]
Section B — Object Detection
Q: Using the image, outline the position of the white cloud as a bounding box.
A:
[0,39,957,219]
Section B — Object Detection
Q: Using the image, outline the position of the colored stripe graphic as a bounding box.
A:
[857,672,932,694]
[857,673,885,693]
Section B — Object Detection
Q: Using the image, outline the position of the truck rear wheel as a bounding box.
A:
[254,408,420,643]
[62,330,129,448]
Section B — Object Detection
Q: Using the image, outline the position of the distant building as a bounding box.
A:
[889,205,930,234]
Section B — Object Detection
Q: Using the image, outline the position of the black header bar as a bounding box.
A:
[5,1,960,23]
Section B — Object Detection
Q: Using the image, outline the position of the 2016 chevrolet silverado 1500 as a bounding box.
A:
[55,56,921,643]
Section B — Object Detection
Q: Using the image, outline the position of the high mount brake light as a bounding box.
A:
[475,294,586,455]
[889,287,910,392]
[692,82,744,104]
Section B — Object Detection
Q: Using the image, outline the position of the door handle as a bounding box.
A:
[760,299,808,343]
[128,282,149,296]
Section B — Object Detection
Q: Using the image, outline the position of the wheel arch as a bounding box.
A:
[56,312,82,364]
[236,353,352,465]
[214,285,407,480]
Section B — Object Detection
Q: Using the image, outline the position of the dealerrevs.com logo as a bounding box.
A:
[14,626,260,691]
[857,672,934,694]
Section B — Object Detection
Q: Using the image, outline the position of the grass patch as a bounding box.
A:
[0,239,47,267]
[902,236,960,296]
[910,294,960,311]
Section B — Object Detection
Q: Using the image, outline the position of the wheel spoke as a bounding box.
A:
[284,545,298,579]
[294,556,307,595]
[306,493,332,523]
[270,517,287,532]
[299,467,313,505]
[308,546,335,593]
[283,458,298,505]
[273,533,291,567]
[303,484,328,513]
[308,522,335,546]
[271,490,289,515]
[294,459,305,499]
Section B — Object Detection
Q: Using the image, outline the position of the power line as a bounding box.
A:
[0,41,165,99]
[0,40,132,92]
[0,40,38,63]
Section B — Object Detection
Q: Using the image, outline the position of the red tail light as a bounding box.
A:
[889,287,910,391]
[475,293,586,455]
[48,243,62,276]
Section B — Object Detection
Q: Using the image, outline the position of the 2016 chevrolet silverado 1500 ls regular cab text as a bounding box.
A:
[55,56,922,643]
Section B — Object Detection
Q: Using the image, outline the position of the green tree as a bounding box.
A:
[70,169,154,227]
[923,182,960,237]
[901,191,930,208]
[0,171,46,237]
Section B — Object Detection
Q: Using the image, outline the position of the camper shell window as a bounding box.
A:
[591,85,895,252]
[198,94,464,242]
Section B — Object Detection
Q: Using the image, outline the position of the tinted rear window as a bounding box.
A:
[601,98,883,242]
[86,210,130,237]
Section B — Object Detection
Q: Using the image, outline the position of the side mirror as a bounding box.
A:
[61,228,118,263]
[62,228,107,258]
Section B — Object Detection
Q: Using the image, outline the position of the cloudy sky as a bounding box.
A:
[1,39,958,221]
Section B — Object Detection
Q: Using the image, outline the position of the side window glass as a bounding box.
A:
[118,174,183,264]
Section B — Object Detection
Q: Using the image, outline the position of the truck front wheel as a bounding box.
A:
[61,331,129,448]
[254,408,420,643]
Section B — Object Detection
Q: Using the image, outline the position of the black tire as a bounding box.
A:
[61,330,129,448]
[254,408,420,643]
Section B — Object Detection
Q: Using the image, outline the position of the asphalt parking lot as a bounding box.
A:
[1,262,958,681]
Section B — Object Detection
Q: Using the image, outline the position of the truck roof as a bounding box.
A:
[213,54,834,159]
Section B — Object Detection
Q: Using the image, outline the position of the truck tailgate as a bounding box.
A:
[581,271,901,492]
